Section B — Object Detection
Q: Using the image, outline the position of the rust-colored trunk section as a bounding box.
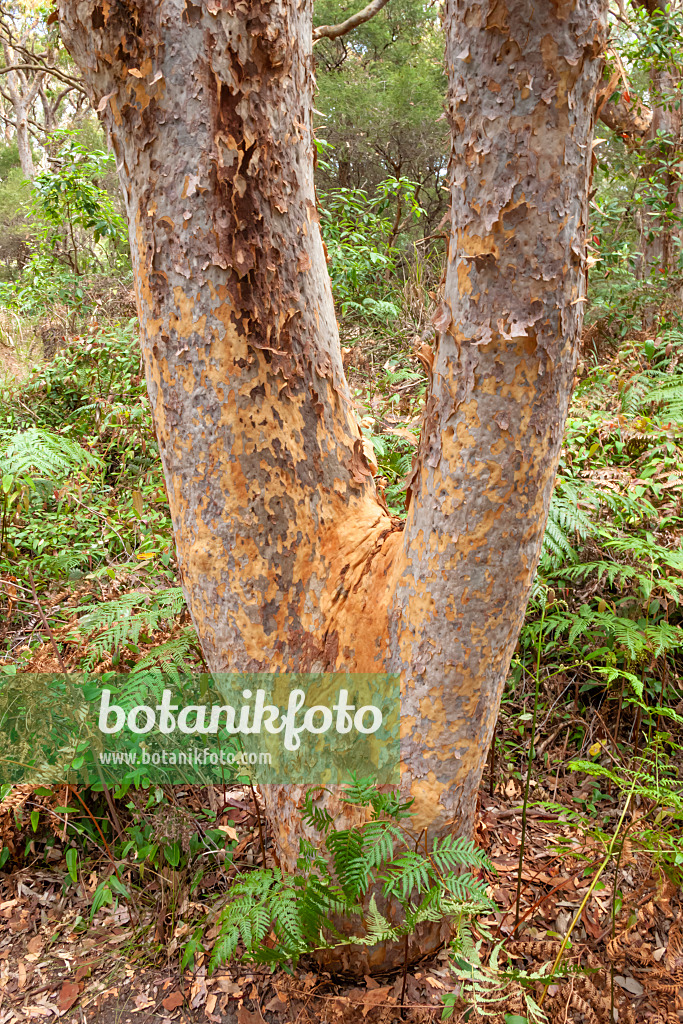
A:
[58,0,396,685]
[59,0,607,955]
[387,0,607,837]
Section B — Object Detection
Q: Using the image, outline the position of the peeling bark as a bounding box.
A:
[58,0,607,964]
[388,0,607,839]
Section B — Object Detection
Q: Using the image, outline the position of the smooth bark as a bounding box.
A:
[1,42,42,178]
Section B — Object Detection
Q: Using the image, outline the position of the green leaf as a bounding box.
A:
[164,842,181,868]
[30,810,39,832]
[65,848,78,884]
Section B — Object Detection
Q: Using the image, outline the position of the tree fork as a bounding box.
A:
[58,0,607,889]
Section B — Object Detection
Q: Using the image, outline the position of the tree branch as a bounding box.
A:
[0,61,85,93]
[313,0,391,41]
[599,92,652,140]
[596,44,653,144]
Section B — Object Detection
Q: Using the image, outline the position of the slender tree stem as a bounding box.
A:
[248,778,267,868]
[514,597,548,930]
[27,567,69,676]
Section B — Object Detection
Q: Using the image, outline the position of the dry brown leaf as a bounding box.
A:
[362,985,393,1017]
[57,981,80,1013]
[161,991,184,1012]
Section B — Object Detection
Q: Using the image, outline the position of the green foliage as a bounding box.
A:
[0,320,174,582]
[31,136,123,246]
[73,587,199,675]
[189,777,492,971]
[0,162,32,282]
[314,0,448,227]
[319,173,424,320]
[0,426,100,556]
[443,924,551,1022]
[10,133,128,312]
[0,143,21,182]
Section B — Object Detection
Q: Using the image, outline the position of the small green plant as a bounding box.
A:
[319,174,424,320]
[444,924,552,1022]
[0,426,99,555]
[30,134,125,274]
[185,776,492,971]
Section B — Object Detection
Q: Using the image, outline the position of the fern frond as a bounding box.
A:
[327,828,368,899]
[380,851,430,898]
[131,626,200,674]
[0,427,99,480]
[74,588,186,670]
[431,834,492,873]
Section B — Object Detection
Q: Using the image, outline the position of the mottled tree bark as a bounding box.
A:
[58,0,400,880]
[58,0,607,960]
[388,0,607,839]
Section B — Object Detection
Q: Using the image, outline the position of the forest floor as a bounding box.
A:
[0,743,681,1024]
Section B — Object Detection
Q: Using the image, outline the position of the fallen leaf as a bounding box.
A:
[217,825,238,841]
[161,991,184,1012]
[362,986,393,1017]
[215,979,241,996]
[614,976,644,996]
[264,996,288,1013]
[58,981,80,1013]
[133,994,155,1012]
[237,1009,261,1024]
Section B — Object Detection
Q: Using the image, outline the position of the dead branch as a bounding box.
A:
[313,0,392,41]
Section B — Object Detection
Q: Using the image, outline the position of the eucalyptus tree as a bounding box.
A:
[58,0,608,949]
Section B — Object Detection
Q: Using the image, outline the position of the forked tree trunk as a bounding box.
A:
[59,0,606,909]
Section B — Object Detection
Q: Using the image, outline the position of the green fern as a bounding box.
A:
[193,778,493,972]
[130,626,201,678]
[646,379,683,420]
[0,427,98,480]
[73,588,189,671]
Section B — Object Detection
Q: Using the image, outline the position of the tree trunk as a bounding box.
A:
[58,1,401,872]
[640,62,683,290]
[633,1,683,305]
[15,100,35,179]
[387,0,607,839]
[1,43,43,179]
[58,0,606,954]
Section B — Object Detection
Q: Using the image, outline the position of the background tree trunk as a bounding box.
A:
[58,0,607,930]
[1,42,42,179]
[632,0,683,303]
